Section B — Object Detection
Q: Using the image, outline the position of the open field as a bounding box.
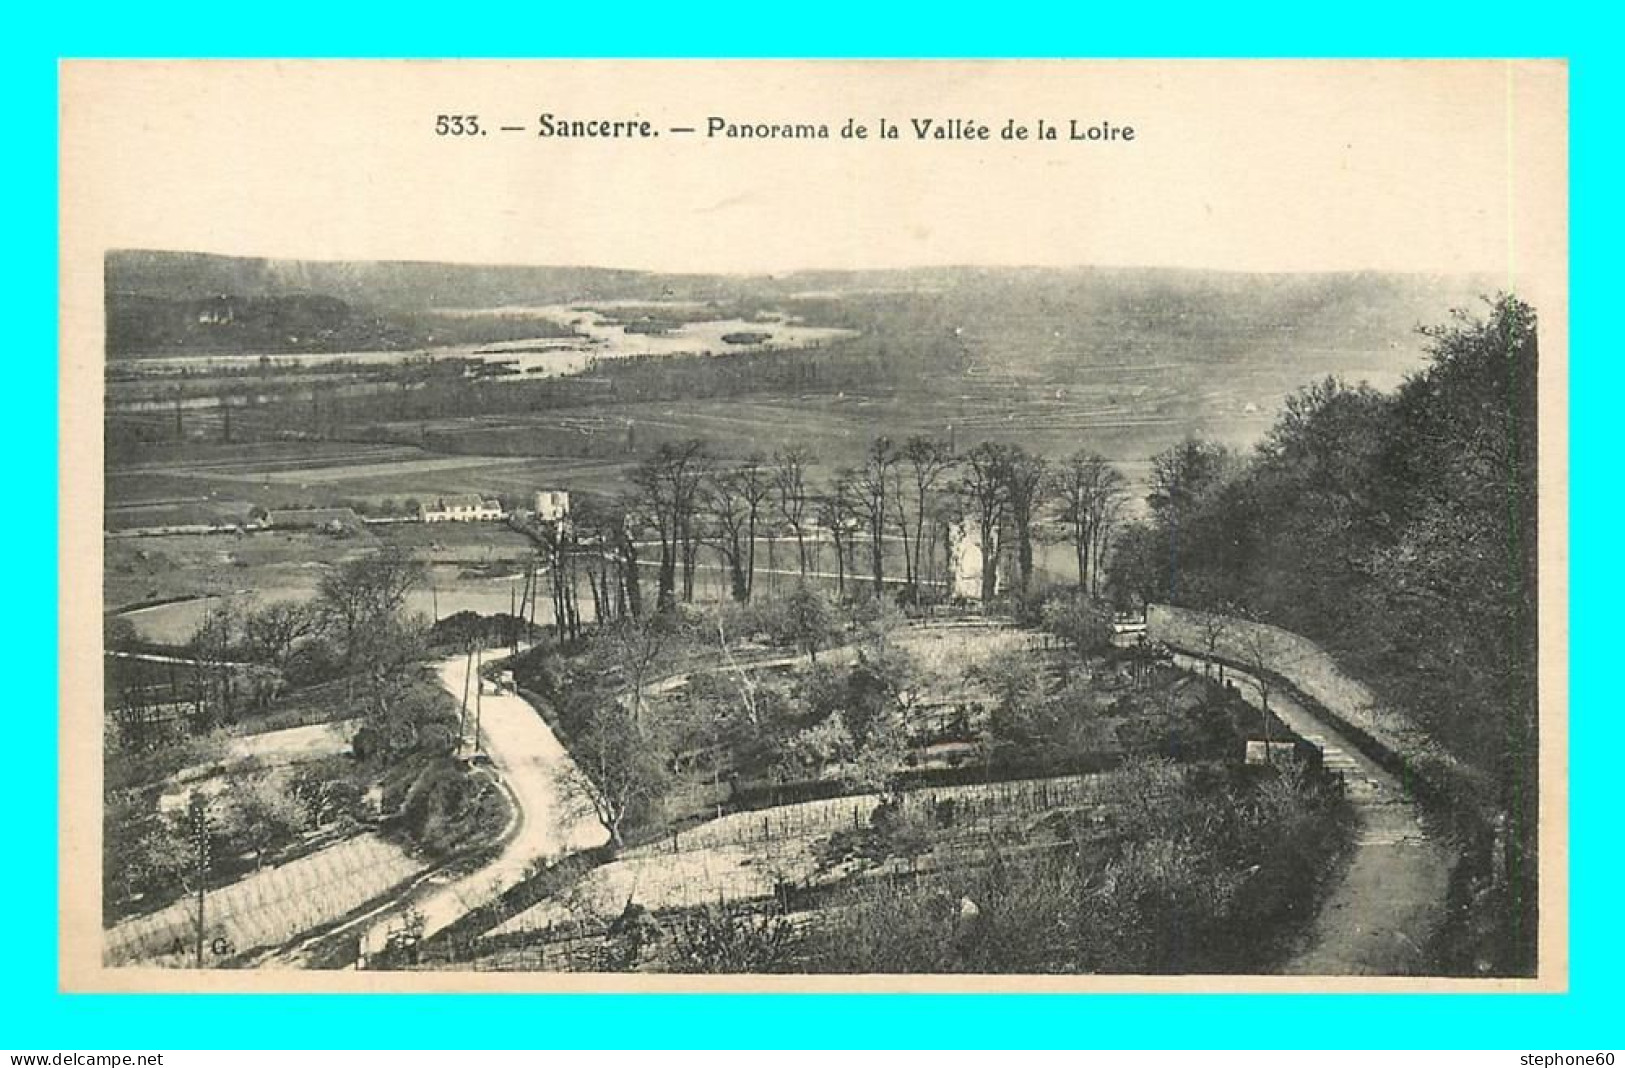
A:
[105,440,631,530]
[369,521,536,558]
[104,380,1207,529]
[113,566,540,646]
[248,454,521,486]
[109,440,423,475]
[105,529,367,610]
[105,519,534,612]
[106,442,431,526]
[364,379,1279,484]
[108,464,636,534]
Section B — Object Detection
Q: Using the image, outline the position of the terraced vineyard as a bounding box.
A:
[104,833,428,968]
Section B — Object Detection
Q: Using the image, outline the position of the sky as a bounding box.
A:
[61,60,1565,290]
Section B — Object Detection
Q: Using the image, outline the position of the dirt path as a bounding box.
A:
[353,649,610,962]
[1171,652,1454,975]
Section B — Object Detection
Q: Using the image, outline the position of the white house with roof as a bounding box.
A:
[420,494,504,523]
[533,490,571,523]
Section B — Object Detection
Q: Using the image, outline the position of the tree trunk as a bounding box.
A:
[727,546,749,602]
[680,522,698,603]
[622,535,643,619]
[656,536,677,613]
[745,511,758,599]
[896,509,914,598]
[870,519,886,596]
[979,523,999,606]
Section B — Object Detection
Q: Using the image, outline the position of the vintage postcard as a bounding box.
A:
[58,59,1568,992]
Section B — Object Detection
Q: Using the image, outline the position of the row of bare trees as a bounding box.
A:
[583,436,1129,616]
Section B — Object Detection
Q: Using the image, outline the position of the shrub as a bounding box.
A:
[668,905,802,973]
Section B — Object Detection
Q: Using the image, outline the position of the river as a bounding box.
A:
[111,303,856,380]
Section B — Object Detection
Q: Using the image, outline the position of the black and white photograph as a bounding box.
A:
[59,59,1568,991]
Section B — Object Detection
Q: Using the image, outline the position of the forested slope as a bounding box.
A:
[1109,296,1541,975]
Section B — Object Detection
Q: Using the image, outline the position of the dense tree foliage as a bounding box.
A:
[1107,296,1540,973]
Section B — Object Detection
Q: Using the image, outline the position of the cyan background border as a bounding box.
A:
[14,1,1606,1048]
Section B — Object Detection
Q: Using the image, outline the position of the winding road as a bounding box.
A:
[351,649,609,962]
[1169,651,1454,975]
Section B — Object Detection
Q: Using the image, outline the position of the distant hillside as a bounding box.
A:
[104,290,589,359]
[105,250,733,309]
[104,250,1493,378]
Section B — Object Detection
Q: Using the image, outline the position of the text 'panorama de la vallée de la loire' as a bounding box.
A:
[531,113,1136,142]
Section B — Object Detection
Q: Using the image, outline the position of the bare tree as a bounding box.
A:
[736,453,771,598]
[187,597,245,728]
[1051,450,1126,595]
[955,442,1013,609]
[555,705,669,850]
[630,439,709,612]
[598,613,679,729]
[316,545,426,670]
[1090,489,1124,601]
[1148,437,1232,518]
[1147,438,1235,596]
[1190,605,1235,681]
[703,465,756,602]
[610,493,645,619]
[242,599,319,669]
[817,471,861,599]
[899,435,956,603]
[567,495,622,630]
[856,437,899,597]
[1004,446,1050,597]
[545,521,584,643]
[773,446,815,577]
[889,462,914,594]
